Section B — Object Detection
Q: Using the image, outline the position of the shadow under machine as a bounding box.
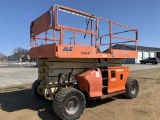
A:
[30,4,139,120]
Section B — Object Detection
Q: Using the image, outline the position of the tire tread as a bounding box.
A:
[53,87,86,120]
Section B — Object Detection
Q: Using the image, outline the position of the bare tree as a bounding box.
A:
[12,47,29,59]
[0,52,7,61]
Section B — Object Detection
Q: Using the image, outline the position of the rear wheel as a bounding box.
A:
[124,79,139,99]
[53,88,86,120]
[31,80,44,99]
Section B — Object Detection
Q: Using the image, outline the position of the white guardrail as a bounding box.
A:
[0,61,36,67]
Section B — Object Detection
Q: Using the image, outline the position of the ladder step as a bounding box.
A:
[101,69,108,72]
[103,78,108,80]
[101,90,126,100]
[102,85,107,89]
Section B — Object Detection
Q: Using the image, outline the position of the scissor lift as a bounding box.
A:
[30,4,139,120]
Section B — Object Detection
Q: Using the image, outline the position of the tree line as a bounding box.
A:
[0,52,7,61]
[0,47,33,62]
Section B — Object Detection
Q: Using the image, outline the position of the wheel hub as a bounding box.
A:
[65,96,80,115]
[131,84,136,94]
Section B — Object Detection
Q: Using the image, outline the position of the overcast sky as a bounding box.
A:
[0,0,160,55]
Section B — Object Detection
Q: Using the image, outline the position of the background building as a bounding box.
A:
[111,44,160,64]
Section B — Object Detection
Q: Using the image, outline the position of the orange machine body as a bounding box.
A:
[107,66,129,93]
[76,68,102,98]
[30,44,137,59]
[76,66,129,98]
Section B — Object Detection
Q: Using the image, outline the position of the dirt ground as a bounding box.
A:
[0,68,160,120]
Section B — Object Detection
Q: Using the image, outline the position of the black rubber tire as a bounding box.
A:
[31,80,44,99]
[124,79,139,99]
[53,88,86,120]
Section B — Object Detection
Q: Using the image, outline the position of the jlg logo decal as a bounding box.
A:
[62,47,73,51]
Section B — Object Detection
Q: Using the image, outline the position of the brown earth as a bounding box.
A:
[0,68,160,120]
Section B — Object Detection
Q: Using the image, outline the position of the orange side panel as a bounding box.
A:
[57,45,96,58]
[76,68,102,98]
[30,44,137,59]
[32,11,50,35]
[29,44,57,58]
[112,49,138,58]
[77,76,89,93]
[57,45,137,58]
[107,66,129,93]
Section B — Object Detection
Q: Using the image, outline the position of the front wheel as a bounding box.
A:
[124,79,139,99]
[53,88,86,120]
